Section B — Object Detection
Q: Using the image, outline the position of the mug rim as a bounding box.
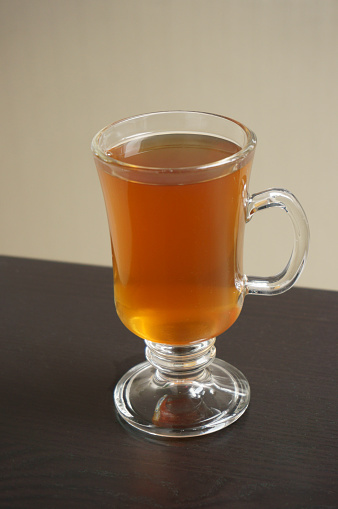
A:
[91,110,257,172]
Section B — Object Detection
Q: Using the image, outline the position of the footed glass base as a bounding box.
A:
[114,339,250,438]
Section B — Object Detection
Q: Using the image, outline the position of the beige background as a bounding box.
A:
[1,0,337,290]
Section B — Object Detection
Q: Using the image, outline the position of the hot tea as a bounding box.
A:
[95,133,252,345]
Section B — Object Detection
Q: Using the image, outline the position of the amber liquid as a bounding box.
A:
[96,133,252,345]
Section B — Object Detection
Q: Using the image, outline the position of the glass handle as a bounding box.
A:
[245,188,310,295]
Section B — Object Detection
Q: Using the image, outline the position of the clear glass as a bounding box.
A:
[92,111,309,437]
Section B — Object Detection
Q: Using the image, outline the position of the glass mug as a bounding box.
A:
[92,111,309,437]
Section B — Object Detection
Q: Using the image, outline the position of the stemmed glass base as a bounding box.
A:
[114,338,250,438]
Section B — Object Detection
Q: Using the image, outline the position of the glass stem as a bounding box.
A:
[145,338,216,381]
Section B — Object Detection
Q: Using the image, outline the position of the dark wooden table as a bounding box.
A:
[0,256,337,509]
